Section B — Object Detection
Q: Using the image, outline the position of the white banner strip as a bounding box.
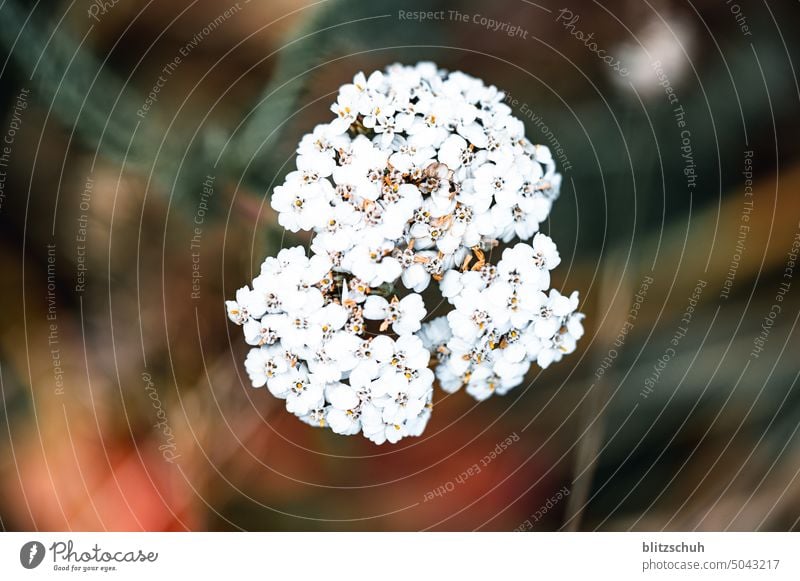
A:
[1,532,797,580]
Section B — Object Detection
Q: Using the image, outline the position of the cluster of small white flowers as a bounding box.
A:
[432,236,585,401]
[228,62,583,444]
[226,247,432,445]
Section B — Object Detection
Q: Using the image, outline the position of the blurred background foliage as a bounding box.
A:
[1,0,799,531]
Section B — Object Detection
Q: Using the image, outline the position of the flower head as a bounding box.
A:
[228,62,583,444]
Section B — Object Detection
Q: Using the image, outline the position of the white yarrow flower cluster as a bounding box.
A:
[434,237,585,401]
[228,62,584,444]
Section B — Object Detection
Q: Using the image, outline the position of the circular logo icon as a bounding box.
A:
[19,541,46,569]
